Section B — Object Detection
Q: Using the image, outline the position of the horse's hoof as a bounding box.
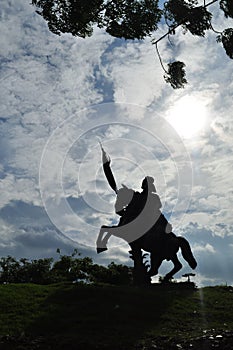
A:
[96,247,108,254]
[148,270,158,277]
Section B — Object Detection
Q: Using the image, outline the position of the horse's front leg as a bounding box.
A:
[163,254,182,282]
[96,226,112,254]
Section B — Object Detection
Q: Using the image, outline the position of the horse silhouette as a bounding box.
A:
[97,186,197,283]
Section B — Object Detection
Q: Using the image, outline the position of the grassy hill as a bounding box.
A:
[0,282,233,349]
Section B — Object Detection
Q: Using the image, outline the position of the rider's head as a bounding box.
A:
[141,176,156,192]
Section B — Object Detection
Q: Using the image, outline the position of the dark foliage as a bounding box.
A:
[220,0,233,18]
[31,0,105,37]
[217,28,233,58]
[104,0,162,40]
[0,256,53,284]
[31,0,233,88]
[164,61,187,89]
[90,261,133,285]
[0,252,133,285]
[164,0,212,37]
[31,0,161,39]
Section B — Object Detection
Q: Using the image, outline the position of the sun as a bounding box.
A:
[166,95,207,139]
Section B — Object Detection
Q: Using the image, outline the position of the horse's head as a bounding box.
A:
[115,185,135,214]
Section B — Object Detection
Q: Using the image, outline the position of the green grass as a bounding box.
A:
[0,283,233,349]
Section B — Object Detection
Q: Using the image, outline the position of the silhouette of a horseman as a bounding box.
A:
[96,144,197,285]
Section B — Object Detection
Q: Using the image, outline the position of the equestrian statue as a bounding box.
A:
[96,144,197,285]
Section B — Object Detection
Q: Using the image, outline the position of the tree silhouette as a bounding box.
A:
[0,256,53,284]
[31,0,233,88]
[0,252,133,285]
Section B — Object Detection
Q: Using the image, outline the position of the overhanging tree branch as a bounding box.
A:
[31,0,233,89]
[155,42,168,74]
[151,0,219,46]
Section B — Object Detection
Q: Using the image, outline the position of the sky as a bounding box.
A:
[1,0,233,287]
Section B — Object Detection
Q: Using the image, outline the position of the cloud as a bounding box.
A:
[0,0,114,249]
[101,38,166,109]
[172,223,233,285]
[193,243,216,254]
[1,0,233,286]
[0,175,40,208]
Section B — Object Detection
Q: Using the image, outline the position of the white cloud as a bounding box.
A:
[0,174,40,208]
[1,0,233,285]
[193,243,216,254]
[102,38,166,108]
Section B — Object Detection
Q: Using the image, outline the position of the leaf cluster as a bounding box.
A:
[0,255,53,284]
[0,251,133,285]
[164,61,187,89]
[217,28,233,58]
[32,0,105,37]
[32,0,162,40]
[220,0,233,19]
[104,0,162,40]
[164,0,212,37]
[31,0,233,88]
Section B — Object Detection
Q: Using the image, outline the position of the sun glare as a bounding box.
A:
[167,95,207,139]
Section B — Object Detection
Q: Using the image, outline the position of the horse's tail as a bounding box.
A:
[178,237,197,269]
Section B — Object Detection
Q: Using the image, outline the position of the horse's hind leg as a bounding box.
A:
[163,255,182,282]
[148,252,163,277]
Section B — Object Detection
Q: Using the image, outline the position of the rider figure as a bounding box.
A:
[139,176,172,235]
[116,176,172,235]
